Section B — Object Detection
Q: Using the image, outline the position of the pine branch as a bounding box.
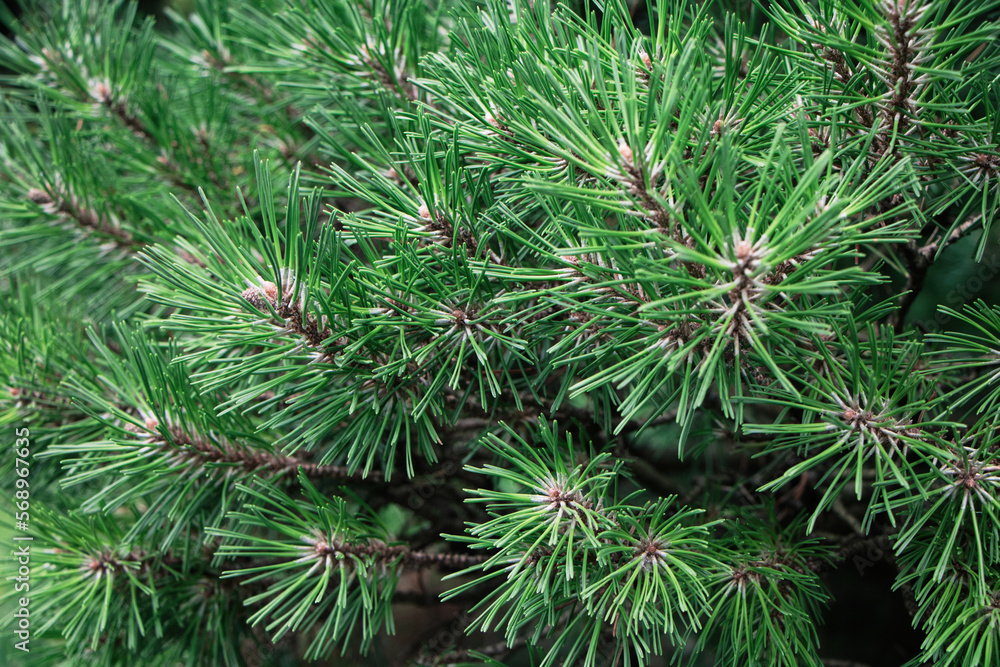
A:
[26,186,138,250]
[129,417,384,483]
[872,0,931,160]
[7,0,1000,664]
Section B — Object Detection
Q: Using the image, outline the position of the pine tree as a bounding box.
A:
[1,0,999,665]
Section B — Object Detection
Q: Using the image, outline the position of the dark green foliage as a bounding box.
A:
[1,0,1000,665]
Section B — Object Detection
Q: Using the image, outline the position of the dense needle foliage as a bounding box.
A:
[1,0,1000,665]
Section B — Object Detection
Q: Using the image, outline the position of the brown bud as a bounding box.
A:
[618,140,633,164]
[27,188,53,205]
[242,281,279,309]
[90,80,112,103]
